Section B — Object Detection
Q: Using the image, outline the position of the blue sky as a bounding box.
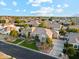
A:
[0,0,79,16]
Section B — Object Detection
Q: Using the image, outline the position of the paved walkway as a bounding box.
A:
[49,39,64,58]
[17,40,25,45]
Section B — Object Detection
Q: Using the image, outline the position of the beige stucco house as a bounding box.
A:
[30,27,58,42]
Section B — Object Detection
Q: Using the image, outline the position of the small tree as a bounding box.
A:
[0,20,6,23]
[59,29,66,35]
[10,30,19,37]
[39,21,48,28]
[71,21,75,25]
[67,47,76,56]
[49,17,52,21]
[46,37,52,47]
[67,28,78,32]
[70,20,75,25]
[15,19,26,23]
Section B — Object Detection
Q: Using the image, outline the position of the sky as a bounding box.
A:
[0,0,79,16]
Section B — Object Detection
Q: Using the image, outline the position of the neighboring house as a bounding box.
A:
[30,27,58,42]
[67,33,79,49]
[0,16,14,23]
[26,20,40,27]
[45,20,53,29]
[52,21,62,31]
[0,24,20,35]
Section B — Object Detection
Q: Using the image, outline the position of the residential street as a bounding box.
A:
[49,39,64,58]
[0,41,57,59]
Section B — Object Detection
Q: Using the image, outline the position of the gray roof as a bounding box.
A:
[68,33,79,43]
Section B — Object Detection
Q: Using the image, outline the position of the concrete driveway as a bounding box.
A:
[49,39,64,58]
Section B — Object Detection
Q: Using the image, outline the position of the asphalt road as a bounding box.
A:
[0,41,57,59]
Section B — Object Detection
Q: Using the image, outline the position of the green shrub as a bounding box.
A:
[64,43,73,48]
[67,28,78,32]
[67,47,76,56]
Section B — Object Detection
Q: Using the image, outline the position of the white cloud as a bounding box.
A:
[12,1,17,6]
[31,2,40,6]
[4,8,12,10]
[31,7,54,16]
[23,9,26,12]
[57,4,61,8]
[64,4,69,7]
[55,8,64,13]
[16,9,20,12]
[27,0,53,6]
[15,9,26,12]
[0,1,6,6]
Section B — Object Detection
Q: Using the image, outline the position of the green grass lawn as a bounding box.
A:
[12,39,22,44]
[20,40,38,50]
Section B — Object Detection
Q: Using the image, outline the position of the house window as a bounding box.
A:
[78,45,79,49]
[74,45,77,48]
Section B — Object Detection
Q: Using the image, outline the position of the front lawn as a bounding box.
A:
[12,39,23,44]
[20,40,38,50]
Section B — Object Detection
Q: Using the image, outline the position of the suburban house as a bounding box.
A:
[45,20,53,29]
[0,16,14,23]
[67,33,79,49]
[0,23,20,34]
[26,20,40,27]
[52,21,62,31]
[30,27,58,42]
